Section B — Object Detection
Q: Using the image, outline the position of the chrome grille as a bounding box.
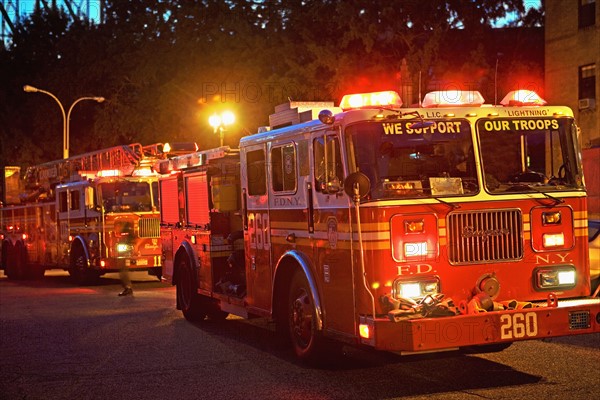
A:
[569,311,591,330]
[138,217,160,238]
[447,209,523,264]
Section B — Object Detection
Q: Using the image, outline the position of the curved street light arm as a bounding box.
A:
[66,97,105,156]
[24,85,68,158]
[24,85,104,159]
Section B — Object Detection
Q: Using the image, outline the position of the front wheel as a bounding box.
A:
[288,270,324,362]
[70,245,98,285]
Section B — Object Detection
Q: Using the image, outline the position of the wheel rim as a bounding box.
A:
[72,247,86,280]
[75,253,86,273]
[291,288,313,349]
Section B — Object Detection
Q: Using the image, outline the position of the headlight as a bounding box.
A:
[536,267,576,289]
[399,282,421,298]
[404,220,425,233]
[542,211,561,225]
[117,243,133,253]
[404,242,428,257]
[543,233,565,248]
[390,214,438,262]
[531,207,573,251]
[395,278,439,300]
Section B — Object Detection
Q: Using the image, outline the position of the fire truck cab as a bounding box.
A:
[158,90,599,362]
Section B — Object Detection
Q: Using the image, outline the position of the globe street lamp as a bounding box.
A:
[23,85,104,159]
[208,111,235,147]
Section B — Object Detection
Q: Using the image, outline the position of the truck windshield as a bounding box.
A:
[99,180,153,213]
[477,118,584,193]
[345,120,477,200]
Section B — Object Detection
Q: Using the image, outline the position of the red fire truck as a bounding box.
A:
[0,142,189,284]
[157,89,599,362]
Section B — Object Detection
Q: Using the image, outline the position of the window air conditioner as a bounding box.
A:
[578,98,595,110]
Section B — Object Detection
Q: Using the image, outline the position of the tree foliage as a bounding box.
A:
[0,0,543,167]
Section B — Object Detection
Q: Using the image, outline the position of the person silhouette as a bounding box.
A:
[117,221,134,296]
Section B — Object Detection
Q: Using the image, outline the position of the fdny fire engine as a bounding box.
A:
[157,89,599,362]
[0,142,192,284]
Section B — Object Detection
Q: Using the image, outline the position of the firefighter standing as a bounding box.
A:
[117,221,134,296]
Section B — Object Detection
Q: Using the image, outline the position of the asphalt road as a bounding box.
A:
[1,270,598,400]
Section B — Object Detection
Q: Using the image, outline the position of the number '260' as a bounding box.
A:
[500,312,538,339]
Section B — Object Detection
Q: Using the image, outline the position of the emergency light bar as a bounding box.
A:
[97,169,121,177]
[422,90,485,108]
[339,91,402,110]
[163,142,199,155]
[132,167,156,177]
[500,90,547,106]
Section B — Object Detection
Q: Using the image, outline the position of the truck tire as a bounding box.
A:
[6,243,25,280]
[0,242,8,270]
[15,243,27,280]
[287,269,325,362]
[176,256,207,322]
[4,244,15,279]
[10,243,43,280]
[70,244,97,285]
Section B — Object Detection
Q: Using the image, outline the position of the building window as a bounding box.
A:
[579,64,596,100]
[579,0,596,28]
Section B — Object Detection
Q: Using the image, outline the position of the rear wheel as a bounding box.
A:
[6,243,25,280]
[176,256,206,322]
[1,242,8,270]
[288,270,325,362]
[14,244,44,280]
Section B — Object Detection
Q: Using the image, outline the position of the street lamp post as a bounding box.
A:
[208,111,235,147]
[23,85,104,159]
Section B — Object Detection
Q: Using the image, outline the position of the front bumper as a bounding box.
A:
[96,255,162,271]
[362,297,600,352]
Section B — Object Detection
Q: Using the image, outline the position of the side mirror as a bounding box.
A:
[318,109,335,125]
[344,172,371,199]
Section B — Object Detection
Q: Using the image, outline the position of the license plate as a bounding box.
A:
[136,258,148,266]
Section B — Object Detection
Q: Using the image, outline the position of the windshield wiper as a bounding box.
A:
[432,196,460,210]
[371,110,432,126]
[518,184,565,206]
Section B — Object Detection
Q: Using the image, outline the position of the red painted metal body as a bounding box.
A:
[158,95,599,357]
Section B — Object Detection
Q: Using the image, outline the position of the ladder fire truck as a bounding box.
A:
[0,142,188,284]
[157,89,599,362]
